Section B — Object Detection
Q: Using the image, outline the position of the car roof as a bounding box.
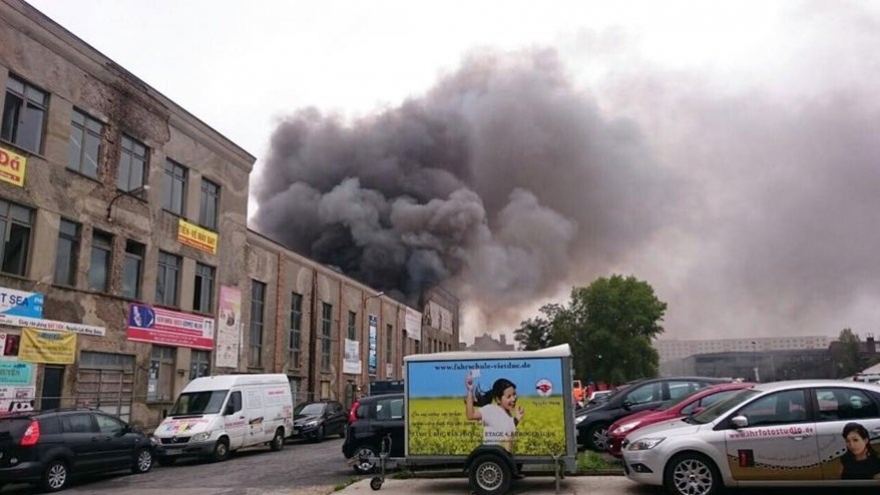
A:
[751,379,880,393]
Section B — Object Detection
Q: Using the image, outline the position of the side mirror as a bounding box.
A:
[731,415,749,429]
[622,400,632,411]
[162,409,167,419]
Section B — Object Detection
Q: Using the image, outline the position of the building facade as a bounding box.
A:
[466,332,515,352]
[654,336,831,363]
[0,0,459,430]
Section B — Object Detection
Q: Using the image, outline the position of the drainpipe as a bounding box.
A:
[307,266,319,400]
[274,251,284,373]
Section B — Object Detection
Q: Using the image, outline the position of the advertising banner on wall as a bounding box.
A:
[0,286,43,318]
[0,315,104,336]
[407,356,566,456]
[343,338,361,375]
[0,333,21,358]
[177,218,218,255]
[405,308,422,341]
[0,361,33,386]
[0,145,27,188]
[18,329,76,364]
[127,303,215,350]
[368,315,378,376]
[215,286,241,368]
[0,385,35,416]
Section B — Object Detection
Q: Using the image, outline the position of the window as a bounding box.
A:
[190,349,210,380]
[122,240,144,299]
[67,109,103,178]
[0,200,33,276]
[61,413,96,434]
[95,414,125,436]
[162,159,187,215]
[814,388,879,422]
[321,302,332,371]
[626,383,660,405]
[386,324,393,364]
[193,263,215,313]
[375,397,404,421]
[199,178,220,231]
[54,219,80,286]
[117,134,148,192]
[1,76,47,153]
[155,251,181,306]
[347,311,357,340]
[148,346,175,402]
[668,381,699,400]
[88,230,112,292]
[227,391,242,414]
[289,292,302,368]
[735,389,807,427]
[249,280,266,368]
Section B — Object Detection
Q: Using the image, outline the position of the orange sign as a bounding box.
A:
[177,219,218,255]
[0,145,27,187]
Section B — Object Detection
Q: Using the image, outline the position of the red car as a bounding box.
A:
[606,381,754,458]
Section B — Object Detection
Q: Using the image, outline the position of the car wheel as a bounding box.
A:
[211,438,230,462]
[663,452,722,495]
[132,447,154,473]
[270,428,285,451]
[468,453,512,495]
[313,425,325,443]
[587,423,610,452]
[352,445,378,474]
[41,459,69,492]
[157,457,176,467]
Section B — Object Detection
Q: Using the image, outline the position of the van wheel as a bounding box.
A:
[663,452,722,495]
[270,428,285,451]
[41,459,69,492]
[468,453,511,495]
[211,438,230,462]
[132,448,154,473]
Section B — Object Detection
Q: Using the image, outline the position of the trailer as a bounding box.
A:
[371,344,577,495]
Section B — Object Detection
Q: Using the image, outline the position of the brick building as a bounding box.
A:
[0,0,459,429]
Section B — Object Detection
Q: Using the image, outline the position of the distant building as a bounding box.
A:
[660,349,833,381]
[466,333,515,352]
[655,336,830,363]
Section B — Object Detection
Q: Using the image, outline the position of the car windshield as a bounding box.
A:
[169,390,229,416]
[689,389,760,424]
[295,403,325,415]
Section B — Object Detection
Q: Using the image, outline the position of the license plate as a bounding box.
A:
[163,448,182,455]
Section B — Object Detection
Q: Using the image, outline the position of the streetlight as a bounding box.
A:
[751,341,760,382]
[107,185,150,222]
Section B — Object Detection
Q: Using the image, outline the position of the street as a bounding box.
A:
[3,438,353,495]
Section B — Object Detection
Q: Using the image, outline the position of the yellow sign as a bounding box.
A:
[19,328,76,364]
[178,219,218,255]
[0,145,27,187]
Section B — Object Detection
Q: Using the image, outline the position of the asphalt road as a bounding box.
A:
[3,438,354,495]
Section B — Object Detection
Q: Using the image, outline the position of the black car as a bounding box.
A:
[0,408,154,492]
[575,376,733,451]
[341,393,405,474]
[293,400,347,442]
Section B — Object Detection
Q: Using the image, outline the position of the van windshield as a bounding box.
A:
[169,390,229,416]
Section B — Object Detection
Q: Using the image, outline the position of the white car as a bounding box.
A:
[623,380,880,495]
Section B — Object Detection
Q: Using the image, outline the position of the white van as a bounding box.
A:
[152,374,293,464]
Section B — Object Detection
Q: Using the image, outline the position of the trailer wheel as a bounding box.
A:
[370,476,383,490]
[468,453,512,495]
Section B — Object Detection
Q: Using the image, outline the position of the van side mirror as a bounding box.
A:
[162,409,167,419]
[731,415,749,429]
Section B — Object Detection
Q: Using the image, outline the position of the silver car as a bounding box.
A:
[622,380,880,495]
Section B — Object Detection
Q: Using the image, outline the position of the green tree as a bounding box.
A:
[834,328,862,378]
[513,304,567,350]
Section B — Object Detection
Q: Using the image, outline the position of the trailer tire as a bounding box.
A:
[468,453,512,495]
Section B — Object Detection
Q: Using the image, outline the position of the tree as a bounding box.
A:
[512,275,667,384]
[833,328,862,378]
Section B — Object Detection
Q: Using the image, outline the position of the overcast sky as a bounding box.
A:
[28,0,880,343]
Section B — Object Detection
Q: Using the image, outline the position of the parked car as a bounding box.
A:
[0,408,154,492]
[293,400,347,442]
[342,393,405,474]
[607,382,753,457]
[623,380,880,495]
[576,376,732,451]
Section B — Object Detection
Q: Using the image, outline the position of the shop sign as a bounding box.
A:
[177,218,218,255]
[0,314,105,336]
[0,145,27,187]
[0,286,43,318]
[127,303,214,350]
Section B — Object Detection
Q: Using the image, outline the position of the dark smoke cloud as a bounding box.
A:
[252,48,678,324]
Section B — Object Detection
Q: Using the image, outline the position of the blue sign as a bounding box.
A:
[368,315,378,376]
[128,304,156,329]
[0,287,43,318]
[0,361,34,386]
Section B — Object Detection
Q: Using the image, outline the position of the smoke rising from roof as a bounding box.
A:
[252,49,677,327]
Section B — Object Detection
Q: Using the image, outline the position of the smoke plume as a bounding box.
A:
[252,48,677,328]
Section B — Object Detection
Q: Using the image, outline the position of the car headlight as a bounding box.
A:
[612,422,640,435]
[192,432,211,442]
[305,420,318,427]
[627,437,665,451]
[575,415,587,425]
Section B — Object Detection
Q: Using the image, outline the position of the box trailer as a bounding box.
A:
[379,344,577,495]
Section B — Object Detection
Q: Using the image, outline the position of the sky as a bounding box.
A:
[26,0,880,343]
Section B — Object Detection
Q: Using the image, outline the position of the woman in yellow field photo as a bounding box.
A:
[464,374,525,453]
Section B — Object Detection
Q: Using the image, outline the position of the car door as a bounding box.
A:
[723,388,820,481]
[94,413,133,469]
[60,412,105,472]
[810,386,880,481]
[224,390,247,449]
[373,396,405,457]
[328,402,346,436]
